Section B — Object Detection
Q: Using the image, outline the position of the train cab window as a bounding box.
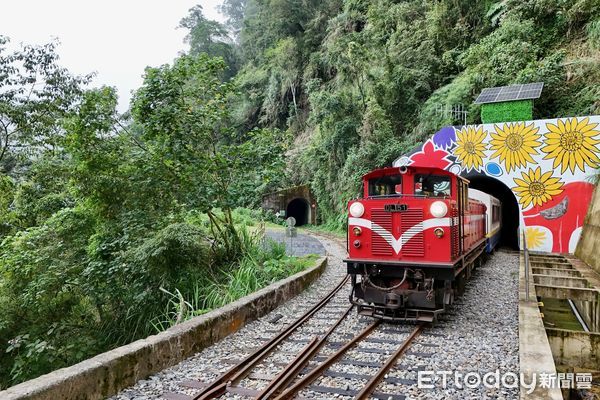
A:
[368,175,402,196]
[414,175,451,197]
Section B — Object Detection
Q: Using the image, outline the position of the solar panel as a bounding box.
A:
[475,82,543,104]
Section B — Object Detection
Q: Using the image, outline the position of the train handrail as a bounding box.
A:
[522,230,530,301]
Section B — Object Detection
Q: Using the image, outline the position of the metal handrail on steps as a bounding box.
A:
[522,230,530,301]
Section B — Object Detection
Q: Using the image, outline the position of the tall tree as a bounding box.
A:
[179,5,238,79]
[132,54,242,247]
[219,0,249,42]
[0,37,90,173]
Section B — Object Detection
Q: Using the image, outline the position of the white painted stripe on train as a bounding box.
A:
[348,217,451,254]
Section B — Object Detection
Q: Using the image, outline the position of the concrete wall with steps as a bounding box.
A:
[519,253,564,400]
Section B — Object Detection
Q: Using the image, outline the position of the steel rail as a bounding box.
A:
[274,319,381,400]
[254,337,319,400]
[185,274,350,400]
[254,304,354,400]
[355,323,424,400]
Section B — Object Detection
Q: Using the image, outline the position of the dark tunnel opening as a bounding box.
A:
[465,174,520,250]
[286,198,309,226]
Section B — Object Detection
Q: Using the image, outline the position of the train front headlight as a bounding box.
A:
[430,201,448,218]
[434,227,444,238]
[349,202,365,218]
[353,226,362,236]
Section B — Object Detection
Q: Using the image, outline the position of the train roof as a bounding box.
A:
[362,166,468,182]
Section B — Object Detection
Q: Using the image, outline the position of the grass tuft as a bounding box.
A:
[152,234,317,331]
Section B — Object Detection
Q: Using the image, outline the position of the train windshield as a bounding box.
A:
[368,175,402,196]
[414,174,451,197]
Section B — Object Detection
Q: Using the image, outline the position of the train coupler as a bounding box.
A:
[356,304,442,323]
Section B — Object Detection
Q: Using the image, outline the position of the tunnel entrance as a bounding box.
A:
[286,198,310,226]
[465,174,520,250]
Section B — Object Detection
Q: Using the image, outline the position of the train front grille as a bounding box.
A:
[371,207,424,257]
[371,208,393,256]
[401,208,424,257]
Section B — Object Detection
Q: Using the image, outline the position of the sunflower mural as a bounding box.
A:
[490,122,541,172]
[542,117,600,174]
[398,114,600,253]
[512,167,564,208]
[453,125,487,171]
[524,226,553,252]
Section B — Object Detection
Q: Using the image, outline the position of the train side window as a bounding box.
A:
[462,181,469,210]
[368,175,402,196]
[492,204,500,223]
[414,175,451,197]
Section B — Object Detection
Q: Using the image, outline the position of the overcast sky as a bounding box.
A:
[2,1,224,111]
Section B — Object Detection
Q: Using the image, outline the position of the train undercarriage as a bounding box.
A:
[346,242,486,323]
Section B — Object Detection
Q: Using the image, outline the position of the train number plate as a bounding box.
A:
[384,204,408,212]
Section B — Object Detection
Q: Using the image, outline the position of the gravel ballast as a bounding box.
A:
[109,235,520,400]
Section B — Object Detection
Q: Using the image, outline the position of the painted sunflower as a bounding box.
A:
[453,125,487,171]
[541,117,600,174]
[513,166,564,208]
[525,227,546,249]
[489,122,541,172]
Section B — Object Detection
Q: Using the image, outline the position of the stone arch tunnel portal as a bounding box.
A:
[286,198,310,227]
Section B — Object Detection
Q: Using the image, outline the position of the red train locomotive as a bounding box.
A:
[344,165,501,322]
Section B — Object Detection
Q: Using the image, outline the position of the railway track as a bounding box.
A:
[162,274,350,400]
[110,234,520,400]
[162,272,427,400]
[271,321,424,400]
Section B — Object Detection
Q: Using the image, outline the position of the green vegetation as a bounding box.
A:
[153,237,317,332]
[481,100,533,123]
[0,39,292,388]
[221,0,600,229]
[1,0,600,388]
[302,223,346,239]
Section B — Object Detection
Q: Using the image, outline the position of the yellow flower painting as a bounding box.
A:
[525,227,546,250]
[489,122,541,172]
[541,117,600,174]
[513,166,564,208]
[454,125,487,171]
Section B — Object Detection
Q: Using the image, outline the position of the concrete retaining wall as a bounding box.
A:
[0,257,328,400]
[573,299,600,332]
[575,183,600,274]
[546,328,600,370]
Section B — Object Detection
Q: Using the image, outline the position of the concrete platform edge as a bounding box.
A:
[0,257,328,400]
[519,252,563,400]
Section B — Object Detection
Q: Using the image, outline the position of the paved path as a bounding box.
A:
[264,228,326,257]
